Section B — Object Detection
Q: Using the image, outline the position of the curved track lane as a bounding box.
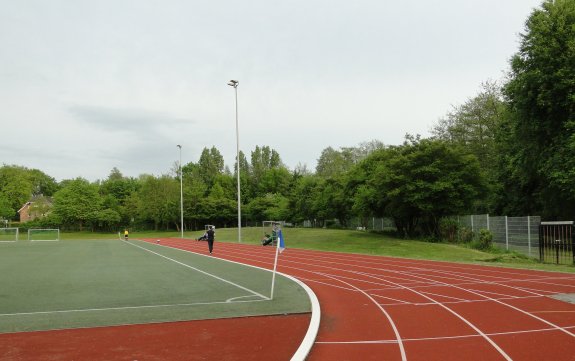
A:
[156,238,575,361]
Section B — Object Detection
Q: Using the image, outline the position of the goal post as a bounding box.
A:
[28,228,60,241]
[0,228,19,242]
[261,221,284,246]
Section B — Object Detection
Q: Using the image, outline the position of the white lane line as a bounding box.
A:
[124,240,269,301]
[348,270,514,361]
[383,268,575,339]
[371,294,413,304]
[316,325,575,344]
[316,272,407,361]
[260,248,574,340]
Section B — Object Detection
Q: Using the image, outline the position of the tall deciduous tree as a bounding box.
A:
[432,81,505,169]
[198,146,225,187]
[502,0,575,218]
[53,178,102,230]
[136,175,180,230]
[0,165,58,219]
[353,137,485,237]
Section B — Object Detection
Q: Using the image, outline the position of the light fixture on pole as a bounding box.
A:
[227,79,241,243]
[177,144,184,239]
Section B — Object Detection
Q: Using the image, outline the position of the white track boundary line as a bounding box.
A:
[124,240,269,301]
[139,239,320,361]
[215,247,511,359]
[184,240,575,354]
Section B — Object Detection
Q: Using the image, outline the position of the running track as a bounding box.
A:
[2,238,575,360]
[157,238,575,361]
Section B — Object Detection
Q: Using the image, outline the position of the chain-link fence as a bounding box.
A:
[454,214,541,257]
[301,214,543,258]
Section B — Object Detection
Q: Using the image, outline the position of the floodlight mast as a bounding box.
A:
[177,144,183,239]
[228,79,241,243]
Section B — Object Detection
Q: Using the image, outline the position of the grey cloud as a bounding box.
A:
[69,105,194,132]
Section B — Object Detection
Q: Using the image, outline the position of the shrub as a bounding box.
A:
[471,229,493,250]
[458,227,473,243]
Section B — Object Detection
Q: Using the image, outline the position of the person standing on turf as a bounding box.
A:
[207,226,215,254]
[124,229,129,241]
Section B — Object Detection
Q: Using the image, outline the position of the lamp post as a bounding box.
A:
[227,79,241,243]
[177,144,183,239]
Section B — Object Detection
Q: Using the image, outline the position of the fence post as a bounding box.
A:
[457,216,460,242]
[487,214,490,231]
[505,216,509,250]
[527,216,531,257]
[471,215,474,235]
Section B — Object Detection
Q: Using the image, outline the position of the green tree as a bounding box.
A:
[502,0,575,218]
[248,146,284,197]
[0,193,13,220]
[246,193,289,222]
[432,81,506,169]
[0,165,58,219]
[198,147,225,187]
[136,175,180,230]
[52,178,102,230]
[354,138,485,237]
[288,175,320,224]
[315,147,355,178]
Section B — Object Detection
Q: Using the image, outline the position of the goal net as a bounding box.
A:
[261,221,283,246]
[0,228,19,242]
[28,228,60,241]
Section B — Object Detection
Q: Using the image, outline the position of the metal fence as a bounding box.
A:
[539,221,574,265]
[454,214,541,257]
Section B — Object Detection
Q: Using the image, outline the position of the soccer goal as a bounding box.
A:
[28,228,60,241]
[261,221,283,246]
[0,228,19,242]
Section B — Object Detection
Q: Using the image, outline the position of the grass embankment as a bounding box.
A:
[61,227,575,274]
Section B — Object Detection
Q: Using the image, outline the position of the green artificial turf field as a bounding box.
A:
[0,239,310,333]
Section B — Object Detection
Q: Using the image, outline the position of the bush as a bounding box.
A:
[458,227,473,243]
[471,229,493,250]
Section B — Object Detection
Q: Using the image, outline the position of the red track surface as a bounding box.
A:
[2,238,575,360]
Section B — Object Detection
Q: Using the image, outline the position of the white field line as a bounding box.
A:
[169,241,548,305]
[136,239,321,361]
[182,241,569,311]
[123,240,269,301]
[0,298,268,318]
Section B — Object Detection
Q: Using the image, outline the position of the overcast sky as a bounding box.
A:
[0,0,542,182]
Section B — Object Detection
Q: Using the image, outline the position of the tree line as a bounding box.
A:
[1,1,574,237]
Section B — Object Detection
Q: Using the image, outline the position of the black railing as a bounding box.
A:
[539,221,574,265]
